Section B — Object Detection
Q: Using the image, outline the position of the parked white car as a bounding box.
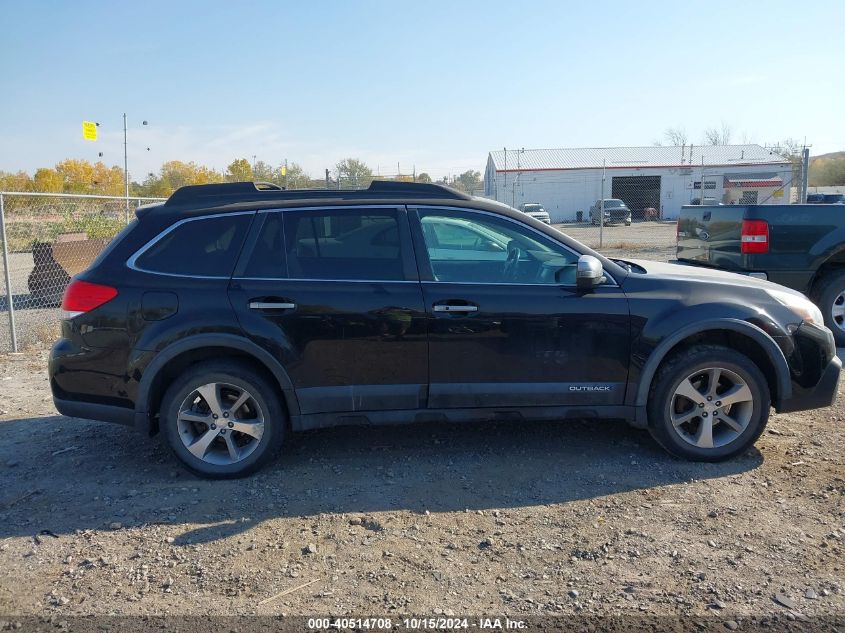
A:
[518,203,551,224]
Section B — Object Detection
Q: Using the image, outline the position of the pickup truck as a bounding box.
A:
[677,203,845,345]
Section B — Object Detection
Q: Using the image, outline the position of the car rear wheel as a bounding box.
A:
[811,268,845,347]
[161,361,285,478]
[646,345,770,461]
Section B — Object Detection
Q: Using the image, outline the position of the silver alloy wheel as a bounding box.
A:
[176,382,265,466]
[669,367,753,449]
[831,288,845,332]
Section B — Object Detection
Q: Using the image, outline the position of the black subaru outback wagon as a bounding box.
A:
[50,181,841,477]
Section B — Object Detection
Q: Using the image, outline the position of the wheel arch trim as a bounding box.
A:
[135,333,300,419]
[633,318,792,411]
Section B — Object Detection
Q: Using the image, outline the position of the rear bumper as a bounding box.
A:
[778,353,841,413]
[53,397,135,426]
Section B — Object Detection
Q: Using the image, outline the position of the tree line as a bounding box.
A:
[0,157,485,197]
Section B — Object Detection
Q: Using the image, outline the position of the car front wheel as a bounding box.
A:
[161,361,285,478]
[646,345,770,461]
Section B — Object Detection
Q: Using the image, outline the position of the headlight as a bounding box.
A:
[767,289,823,326]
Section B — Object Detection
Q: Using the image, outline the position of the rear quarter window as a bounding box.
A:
[134,214,253,276]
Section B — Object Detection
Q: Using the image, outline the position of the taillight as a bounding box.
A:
[61,279,118,318]
[741,220,769,254]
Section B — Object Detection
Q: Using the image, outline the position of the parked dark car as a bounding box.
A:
[50,182,840,477]
[590,199,632,226]
[806,193,844,204]
[677,202,845,346]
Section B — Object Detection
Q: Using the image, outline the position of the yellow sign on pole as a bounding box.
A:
[82,121,98,141]
[280,165,287,177]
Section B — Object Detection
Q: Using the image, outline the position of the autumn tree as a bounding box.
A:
[335,158,373,188]
[447,170,483,194]
[226,158,253,182]
[0,170,33,192]
[55,159,95,193]
[32,168,63,192]
[280,162,310,189]
[136,160,224,197]
[252,160,276,183]
[91,162,125,196]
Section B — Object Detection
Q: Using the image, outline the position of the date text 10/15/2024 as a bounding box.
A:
[307,617,528,630]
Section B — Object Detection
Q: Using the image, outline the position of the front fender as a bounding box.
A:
[628,317,792,427]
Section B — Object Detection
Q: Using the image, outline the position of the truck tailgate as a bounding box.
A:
[676,205,746,270]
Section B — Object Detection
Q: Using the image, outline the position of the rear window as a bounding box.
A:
[135,214,252,276]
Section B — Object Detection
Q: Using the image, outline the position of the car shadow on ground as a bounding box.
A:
[0,414,763,544]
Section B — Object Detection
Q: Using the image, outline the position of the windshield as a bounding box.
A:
[603,200,625,208]
[522,204,543,212]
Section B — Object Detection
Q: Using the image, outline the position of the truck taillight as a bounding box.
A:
[741,220,769,254]
[61,279,118,319]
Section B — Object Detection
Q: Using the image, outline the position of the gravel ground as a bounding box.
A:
[0,346,843,624]
[554,220,678,263]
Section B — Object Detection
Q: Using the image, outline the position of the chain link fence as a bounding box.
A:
[484,144,802,262]
[0,192,165,352]
[0,148,808,352]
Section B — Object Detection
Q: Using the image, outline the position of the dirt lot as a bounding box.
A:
[0,347,843,626]
[555,220,678,263]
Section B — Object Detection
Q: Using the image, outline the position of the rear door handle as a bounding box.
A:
[433,304,478,313]
[249,301,296,310]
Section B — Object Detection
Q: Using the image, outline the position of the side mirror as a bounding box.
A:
[576,254,606,290]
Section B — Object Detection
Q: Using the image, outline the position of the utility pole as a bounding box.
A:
[599,160,606,249]
[284,159,289,190]
[325,168,330,190]
[800,147,810,203]
[503,147,507,204]
[700,156,706,205]
[123,113,129,219]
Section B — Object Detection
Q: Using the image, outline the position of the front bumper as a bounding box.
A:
[779,353,841,413]
[778,323,841,413]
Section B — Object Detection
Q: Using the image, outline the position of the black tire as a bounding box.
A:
[811,268,845,347]
[646,344,770,462]
[160,361,285,478]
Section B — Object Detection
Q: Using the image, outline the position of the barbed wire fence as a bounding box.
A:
[0,192,165,352]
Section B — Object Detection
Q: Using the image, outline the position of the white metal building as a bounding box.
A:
[483,145,793,222]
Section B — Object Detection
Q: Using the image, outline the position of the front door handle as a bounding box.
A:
[249,301,296,310]
[433,304,478,313]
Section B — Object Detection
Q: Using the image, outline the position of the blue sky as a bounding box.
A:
[1,0,843,181]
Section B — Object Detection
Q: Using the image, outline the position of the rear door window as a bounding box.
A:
[275,209,405,280]
[134,214,253,277]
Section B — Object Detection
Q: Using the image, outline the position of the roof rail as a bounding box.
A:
[164,179,470,207]
[365,180,470,199]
